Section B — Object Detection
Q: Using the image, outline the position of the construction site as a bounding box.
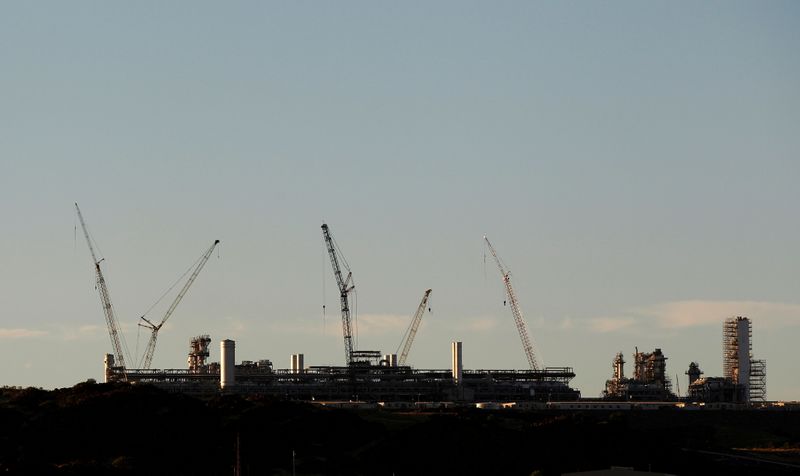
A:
[77,204,770,407]
[77,204,579,403]
[599,315,769,405]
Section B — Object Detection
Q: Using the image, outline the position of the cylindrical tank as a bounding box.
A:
[451,341,463,384]
[104,353,115,383]
[220,339,235,389]
[381,354,398,367]
[291,354,304,374]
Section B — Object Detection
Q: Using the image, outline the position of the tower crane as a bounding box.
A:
[396,289,432,366]
[321,223,355,366]
[75,203,129,371]
[139,239,219,369]
[484,236,540,371]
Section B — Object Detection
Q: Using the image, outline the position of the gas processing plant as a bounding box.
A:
[77,203,769,406]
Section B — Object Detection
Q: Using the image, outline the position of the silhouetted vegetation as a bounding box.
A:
[0,381,798,475]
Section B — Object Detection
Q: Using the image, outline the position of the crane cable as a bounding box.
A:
[139,253,204,322]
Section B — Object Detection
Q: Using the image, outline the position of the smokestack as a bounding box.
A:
[291,353,304,374]
[451,341,463,384]
[221,339,235,389]
[382,354,398,367]
[104,353,115,383]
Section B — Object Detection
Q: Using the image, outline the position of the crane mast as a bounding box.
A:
[397,289,432,366]
[321,223,355,366]
[484,236,540,371]
[75,203,128,370]
[139,239,219,369]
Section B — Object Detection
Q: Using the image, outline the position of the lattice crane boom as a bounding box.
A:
[397,289,432,366]
[484,236,540,371]
[139,239,219,369]
[75,203,128,370]
[322,223,355,366]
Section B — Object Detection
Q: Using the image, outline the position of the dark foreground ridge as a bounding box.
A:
[1,381,799,476]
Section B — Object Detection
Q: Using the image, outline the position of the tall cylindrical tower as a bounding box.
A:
[220,339,235,389]
[290,353,304,374]
[451,341,463,384]
[723,317,751,400]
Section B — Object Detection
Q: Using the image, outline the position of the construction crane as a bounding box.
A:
[484,236,540,371]
[138,239,220,369]
[75,203,129,370]
[321,223,355,366]
[396,289,432,366]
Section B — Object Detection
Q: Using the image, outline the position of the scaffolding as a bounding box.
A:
[722,316,767,403]
[723,317,751,387]
[749,359,767,402]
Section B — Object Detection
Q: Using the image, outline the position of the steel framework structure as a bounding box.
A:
[75,203,128,372]
[397,289,432,366]
[322,223,356,365]
[484,236,540,370]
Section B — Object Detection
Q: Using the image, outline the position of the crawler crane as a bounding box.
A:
[484,236,540,370]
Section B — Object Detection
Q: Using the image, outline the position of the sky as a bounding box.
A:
[1,1,798,400]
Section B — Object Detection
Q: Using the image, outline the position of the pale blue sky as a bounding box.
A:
[1,2,798,399]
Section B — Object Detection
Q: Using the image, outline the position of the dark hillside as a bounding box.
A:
[0,382,798,475]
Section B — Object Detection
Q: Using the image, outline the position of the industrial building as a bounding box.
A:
[722,316,767,402]
[685,316,767,404]
[79,210,580,404]
[603,348,675,401]
[106,339,580,402]
[78,205,776,408]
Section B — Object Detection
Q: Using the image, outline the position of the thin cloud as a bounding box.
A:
[637,300,800,329]
[457,317,499,333]
[586,317,636,333]
[558,317,576,331]
[353,314,409,337]
[560,300,800,334]
[62,324,103,341]
[222,316,247,334]
[0,328,47,339]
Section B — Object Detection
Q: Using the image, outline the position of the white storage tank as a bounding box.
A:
[451,341,463,384]
[220,339,235,389]
[291,353,304,374]
[103,353,115,383]
[381,354,398,367]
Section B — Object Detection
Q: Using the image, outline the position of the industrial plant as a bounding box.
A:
[77,204,772,408]
[603,348,674,401]
[684,316,767,404]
